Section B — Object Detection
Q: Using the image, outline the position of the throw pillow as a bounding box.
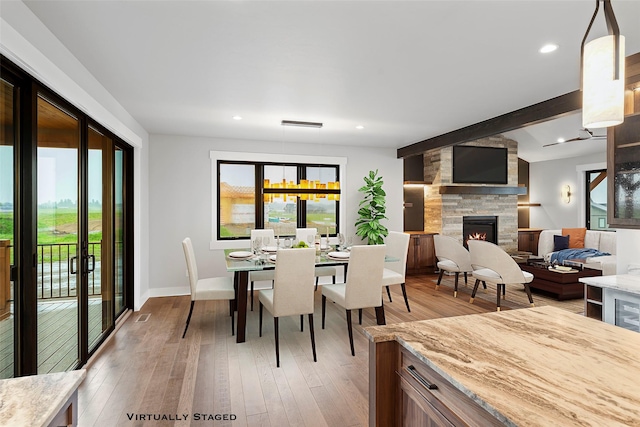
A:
[553,235,570,251]
[562,227,586,249]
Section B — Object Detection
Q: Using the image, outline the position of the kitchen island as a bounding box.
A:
[365,306,640,426]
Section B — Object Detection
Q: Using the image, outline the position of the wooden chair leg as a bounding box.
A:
[315,276,319,291]
[435,270,444,290]
[454,273,459,298]
[496,284,502,311]
[401,283,410,312]
[386,286,392,302]
[300,314,304,332]
[182,300,195,338]
[464,272,468,286]
[308,313,317,362]
[259,301,263,337]
[332,276,336,284]
[469,279,480,304]
[274,317,280,367]
[346,309,355,356]
[358,308,363,325]
[524,283,535,307]
[502,283,506,299]
[322,295,327,329]
[230,300,235,336]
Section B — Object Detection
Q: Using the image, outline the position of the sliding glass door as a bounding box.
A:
[1,56,133,377]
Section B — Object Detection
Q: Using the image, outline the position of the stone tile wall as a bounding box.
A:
[422,135,519,252]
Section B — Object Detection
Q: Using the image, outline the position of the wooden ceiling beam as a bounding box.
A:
[398,52,640,159]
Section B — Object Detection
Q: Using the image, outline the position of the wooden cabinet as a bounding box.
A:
[517,228,542,255]
[406,233,436,275]
[608,113,640,229]
[369,340,502,426]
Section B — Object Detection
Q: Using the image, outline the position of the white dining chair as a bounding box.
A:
[381,231,411,311]
[296,227,337,289]
[467,240,535,311]
[182,237,235,338]
[249,228,276,311]
[321,244,386,356]
[433,235,478,297]
[258,247,317,367]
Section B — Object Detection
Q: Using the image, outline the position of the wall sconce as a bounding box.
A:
[581,0,625,128]
[561,185,572,204]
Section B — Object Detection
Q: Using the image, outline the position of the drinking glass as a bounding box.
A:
[307,234,315,247]
[346,235,353,250]
[337,233,345,250]
[284,237,292,249]
[263,236,271,248]
[252,237,263,255]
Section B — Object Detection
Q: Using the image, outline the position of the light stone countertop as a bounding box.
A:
[580,274,640,294]
[365,306,640,426]
[0,369,86,427]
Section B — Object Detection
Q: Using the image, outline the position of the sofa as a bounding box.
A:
[538,229,617,275]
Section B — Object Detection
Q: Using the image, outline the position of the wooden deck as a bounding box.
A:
[75,273,582,426]
[0,297,103,378]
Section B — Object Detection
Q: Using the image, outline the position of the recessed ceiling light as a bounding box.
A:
[539,44,558,54]
[356,125,364,130]
[233,116,242,120]
[557,138,565,143]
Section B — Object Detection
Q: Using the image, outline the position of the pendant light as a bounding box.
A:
[581,0,625,128]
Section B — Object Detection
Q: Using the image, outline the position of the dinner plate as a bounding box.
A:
[228,251,253,259]
[262,246,278,253]
[327,251,350,259]
[268,254,277,263]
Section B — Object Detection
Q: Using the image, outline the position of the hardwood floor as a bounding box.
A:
[77,274,579,426]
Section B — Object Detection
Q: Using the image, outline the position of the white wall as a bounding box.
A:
[616,229,640,274]
[529,151,606,229]
[148,134,403,296]
[1,2,151,310]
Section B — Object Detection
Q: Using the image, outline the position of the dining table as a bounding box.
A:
[224,247,396,343]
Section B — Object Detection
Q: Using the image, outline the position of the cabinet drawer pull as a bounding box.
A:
[406,365,438,390]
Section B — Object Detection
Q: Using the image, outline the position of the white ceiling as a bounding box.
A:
[21,0,640,162]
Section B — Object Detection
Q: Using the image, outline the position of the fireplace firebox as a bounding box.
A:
[462,216,498,248]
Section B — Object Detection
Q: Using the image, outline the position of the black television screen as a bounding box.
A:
[452,146,508,184]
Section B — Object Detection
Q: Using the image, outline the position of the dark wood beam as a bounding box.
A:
[398,52,640,159]
[397,91,581,158]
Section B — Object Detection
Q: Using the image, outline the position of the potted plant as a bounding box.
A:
[355,169,388,245]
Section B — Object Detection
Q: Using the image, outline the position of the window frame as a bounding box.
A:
[585,168,608,230]
[210,151,347,250]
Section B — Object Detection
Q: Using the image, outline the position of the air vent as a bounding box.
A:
[281,120,323,128]
[136,313,150,322]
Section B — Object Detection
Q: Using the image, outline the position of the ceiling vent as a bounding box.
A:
[281,120,323,128]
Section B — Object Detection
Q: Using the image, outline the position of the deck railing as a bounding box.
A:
[1,242,102,301]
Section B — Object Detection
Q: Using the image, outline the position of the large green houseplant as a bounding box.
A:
[355,169,388,245]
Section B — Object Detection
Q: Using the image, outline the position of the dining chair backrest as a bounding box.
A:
[182,237,198,299]
[467,240,525,284]
[345,245,386,309]
[296,228,317,245]
[272,248,316,317]
[433,235,472,271]
[251,228,275,242]
[384,231,410,277]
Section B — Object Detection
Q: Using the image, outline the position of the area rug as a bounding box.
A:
[429,275,584,314]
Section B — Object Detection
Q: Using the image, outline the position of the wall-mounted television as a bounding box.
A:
[452,146,508,184]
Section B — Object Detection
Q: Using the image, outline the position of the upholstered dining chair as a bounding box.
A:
[296,228,337,289]
[467,240,535,311]
[258,247,317,367]
[182,237,235,338]
[321,244,386,356]
[433,235,476,297]
[381,231,411,311]
[249,228,276,310]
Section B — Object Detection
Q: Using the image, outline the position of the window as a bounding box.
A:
[586,169,608,230]
[211,151,346,248]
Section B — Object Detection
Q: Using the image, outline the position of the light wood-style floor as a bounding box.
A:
[77,274,582,426]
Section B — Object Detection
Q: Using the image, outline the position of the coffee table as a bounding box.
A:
[520,262,602,300]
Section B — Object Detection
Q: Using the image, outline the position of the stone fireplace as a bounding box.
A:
[421,136,520,252]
